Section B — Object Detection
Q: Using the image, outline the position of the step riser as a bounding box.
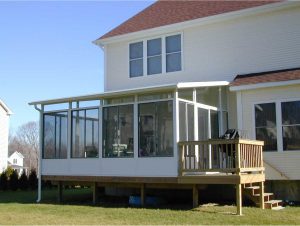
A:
[243,183,283,210]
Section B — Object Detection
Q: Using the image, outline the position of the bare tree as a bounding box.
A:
[8,121,39,171]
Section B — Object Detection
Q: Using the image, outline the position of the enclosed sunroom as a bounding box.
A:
[31,82,230,176]
[30,82,266,215]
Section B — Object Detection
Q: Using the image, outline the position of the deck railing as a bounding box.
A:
[178,139,264,176]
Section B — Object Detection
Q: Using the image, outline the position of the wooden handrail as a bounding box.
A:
[178,139,264,175]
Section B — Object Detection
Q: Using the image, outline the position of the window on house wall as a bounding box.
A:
[147,38,162,75]
[103,105,134,158]
[129,42,143,77]
[71,108,99,158]
[281,101,300,151]
[129,34,182,77]
[13,159,17,164]
[139,101,173,157]
[43,112,68,159]
[255,103,277,151]
[166,34,181,73]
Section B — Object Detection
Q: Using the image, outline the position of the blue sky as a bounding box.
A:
[0,1,154,132]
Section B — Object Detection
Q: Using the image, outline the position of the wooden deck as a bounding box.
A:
[42,139,265,215]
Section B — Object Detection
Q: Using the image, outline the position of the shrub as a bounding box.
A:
[5,167,14,178]
[28,169,38,190]
[9,170,19,191]
[0,172,8,190]
[19,171,28,190]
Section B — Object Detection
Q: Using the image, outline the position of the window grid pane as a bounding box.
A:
[43,112,68,159]
[255,103,277,151]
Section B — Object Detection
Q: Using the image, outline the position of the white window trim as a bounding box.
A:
[128,32,183,78]
[252,97,300,152]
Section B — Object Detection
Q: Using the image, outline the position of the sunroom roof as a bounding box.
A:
[29,81,229,106]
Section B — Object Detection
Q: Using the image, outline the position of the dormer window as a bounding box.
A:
[129,34,182,77]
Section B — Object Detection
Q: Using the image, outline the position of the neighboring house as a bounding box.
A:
[0,99,12,173]
[30,0,300,210]
[7,151,27,175]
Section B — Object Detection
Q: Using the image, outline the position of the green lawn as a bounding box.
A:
[0,189,299,225]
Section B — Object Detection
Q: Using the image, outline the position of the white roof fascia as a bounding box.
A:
[29,81,229,106]
[177,81,229,89]
[95,1,294,46]
[230,79,300,92]
[0,99,13,115]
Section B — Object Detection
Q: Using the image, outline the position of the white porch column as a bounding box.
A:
[37,104,44,203]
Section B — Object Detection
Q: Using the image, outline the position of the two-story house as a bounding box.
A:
[7,151,26,175]
[30,1,300,213]
[0,99,12,172]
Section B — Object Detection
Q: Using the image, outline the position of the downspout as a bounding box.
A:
[34,104,44,203]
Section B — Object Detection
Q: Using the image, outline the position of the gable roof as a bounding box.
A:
[0,99,12,115]
[230,68,300,87]
[98,0,281,40]
[9,151,25,159]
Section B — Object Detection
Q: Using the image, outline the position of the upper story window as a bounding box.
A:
[166,34,181,72]
[129,34,182,78]
[147,38,162,75]
[129,42,143,77]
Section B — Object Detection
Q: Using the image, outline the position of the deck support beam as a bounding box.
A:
[236,184,242,215]
[57,181,63,203]
[92,182,98,205]
[259,181,265,209]
[192,184,199,208]
[141,184,145,207]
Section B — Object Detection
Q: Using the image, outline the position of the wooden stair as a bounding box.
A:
[243,183,284,210]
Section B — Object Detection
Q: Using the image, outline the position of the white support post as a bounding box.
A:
[193,89,199,165]
[134,95,139,158]
[67,102,72,159]
[218,87,224,136]
[99,101,103,159]
[208,109,212,169]
[37,104,44,203]
[174,90,179,175]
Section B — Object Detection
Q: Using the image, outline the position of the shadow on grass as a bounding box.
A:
[0,188,247,215]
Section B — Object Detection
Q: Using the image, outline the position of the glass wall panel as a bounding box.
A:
[198,108,208,140]
[196,87,219,107]
[103,105,134,157]
[104,96,134,105]
[210,110,219,139]
[178,102,194,141]
[179,102,187,141]
[43,112,68,159]
[139,101,173,157]
[138,92,173,101]
[255,103,277,151]
[282,101,300,150]
[72,109,99,158]
[178,89,193,101]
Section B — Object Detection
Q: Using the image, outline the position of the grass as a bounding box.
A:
[0,189,299,225]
